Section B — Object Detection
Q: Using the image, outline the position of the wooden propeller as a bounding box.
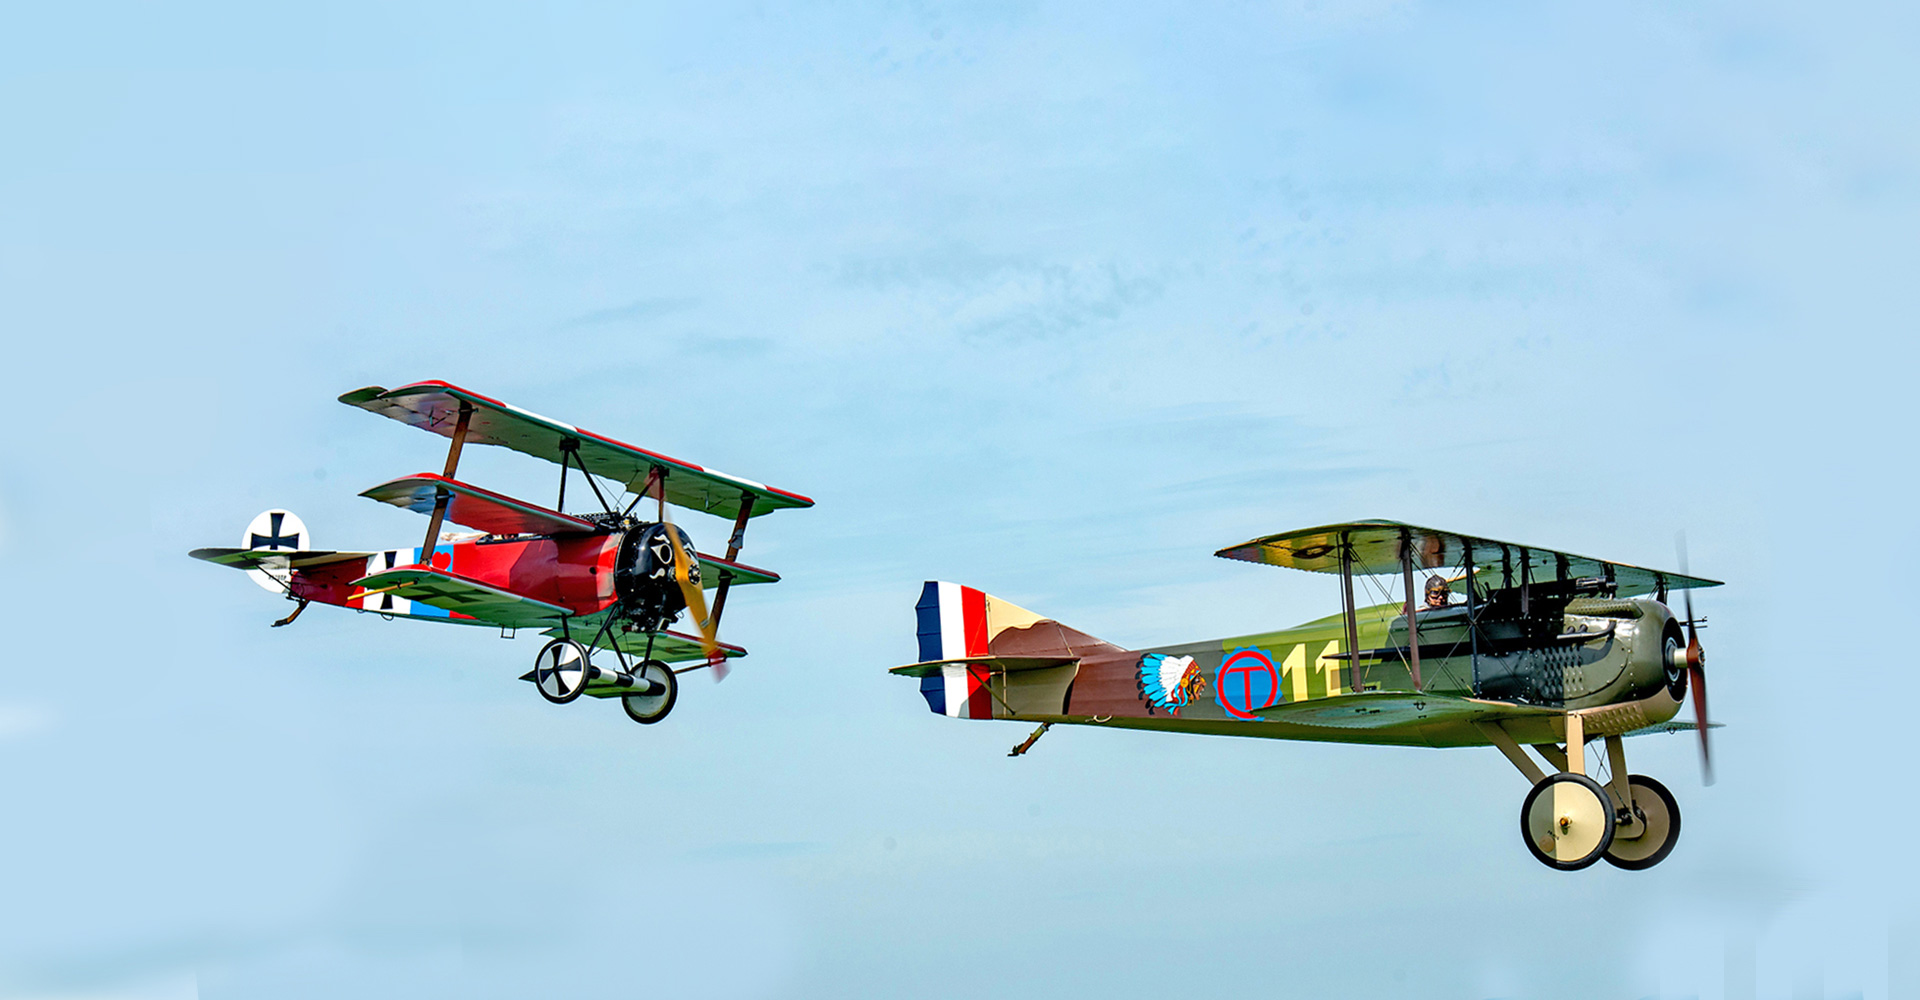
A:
[1677,533,1711,785]
[654,476,728,681]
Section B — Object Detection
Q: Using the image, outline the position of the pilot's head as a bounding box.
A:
[1424,575,1451,609]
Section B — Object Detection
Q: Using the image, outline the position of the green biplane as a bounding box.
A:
[891,520,1720,871]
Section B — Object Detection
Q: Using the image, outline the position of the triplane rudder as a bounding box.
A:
[192,380,813,726]
[890,520,1721,872]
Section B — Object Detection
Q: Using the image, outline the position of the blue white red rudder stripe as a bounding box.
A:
[914,581,995,719]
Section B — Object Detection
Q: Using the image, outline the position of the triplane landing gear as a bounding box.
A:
[1483,717,1686,871]
[525,640,684,725]
[620,661,678,725]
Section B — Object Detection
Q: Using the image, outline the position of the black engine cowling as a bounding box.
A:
[613,523,701,632]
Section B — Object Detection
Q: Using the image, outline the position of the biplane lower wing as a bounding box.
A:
[360,474,597,537]
[1251,691,1561,730]
[339,381,813,520]
[541,620,746,666]
[349,566,571,630]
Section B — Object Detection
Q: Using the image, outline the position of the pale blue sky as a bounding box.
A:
[3,1,1916,997]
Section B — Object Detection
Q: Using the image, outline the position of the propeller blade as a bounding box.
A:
[1689,663,1712,785]
[1677,532,1712,784]
[658,497,728,682]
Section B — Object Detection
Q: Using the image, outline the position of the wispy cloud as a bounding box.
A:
[555,297,699,330]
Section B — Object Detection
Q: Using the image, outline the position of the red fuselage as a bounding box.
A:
[291,534,620,620]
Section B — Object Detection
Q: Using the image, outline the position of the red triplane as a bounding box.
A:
[192,381,813,724]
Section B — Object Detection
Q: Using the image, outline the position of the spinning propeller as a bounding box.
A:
[1675,533,1711,785]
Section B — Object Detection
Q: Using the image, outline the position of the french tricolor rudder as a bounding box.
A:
[915,582,994,719]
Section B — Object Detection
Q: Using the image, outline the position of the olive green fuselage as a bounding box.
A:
[995,597,1687,748]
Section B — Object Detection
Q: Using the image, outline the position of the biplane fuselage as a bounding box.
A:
[895,521,1719,870]
[925,595,1685,750]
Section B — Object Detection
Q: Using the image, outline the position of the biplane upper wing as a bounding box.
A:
[339,381,813,520]
[360,474,598,537]
[541,619,746,665]
[1215,519,1722,598]
[349,566,571,630]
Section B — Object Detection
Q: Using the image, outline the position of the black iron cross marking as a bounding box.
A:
[251,512,300,550]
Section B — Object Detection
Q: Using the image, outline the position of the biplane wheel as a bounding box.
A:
[533,639,592,704]
[1520,773,1615,871]
[621,660,678,725]
[1603,775,1682,871]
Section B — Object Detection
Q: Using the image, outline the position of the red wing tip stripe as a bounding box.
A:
[575,428,705,473]
[762,486,815,505]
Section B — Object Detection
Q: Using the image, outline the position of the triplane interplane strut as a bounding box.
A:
[193,380,813,725]
[892,520,1721,871]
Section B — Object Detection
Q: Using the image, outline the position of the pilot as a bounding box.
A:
[1424,574,1453,610]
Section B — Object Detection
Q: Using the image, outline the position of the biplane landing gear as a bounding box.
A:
[620,660,678,725]
[1603,775,1682,870]
[533,639,592,704]
[1520,773,1615,871]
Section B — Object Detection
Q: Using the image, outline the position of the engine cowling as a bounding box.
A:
[613,523,701,631]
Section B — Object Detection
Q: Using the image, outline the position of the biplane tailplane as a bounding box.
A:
[912,582,1115,719]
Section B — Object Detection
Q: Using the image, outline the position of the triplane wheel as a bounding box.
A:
[533,638,592,704]
[621,660,678,725]
[1604,774,1682,870]
[1521,772,1615,870]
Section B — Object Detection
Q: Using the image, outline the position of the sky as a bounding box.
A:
[3,1,1918,997]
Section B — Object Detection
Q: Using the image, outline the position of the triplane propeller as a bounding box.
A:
[892,520,1721,871]
[193,381,812,725]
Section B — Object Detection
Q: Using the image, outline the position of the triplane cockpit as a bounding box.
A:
[193,381,812,725]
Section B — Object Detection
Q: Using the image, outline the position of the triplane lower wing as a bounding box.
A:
[889,519,1724,872]
[193,380,812,727]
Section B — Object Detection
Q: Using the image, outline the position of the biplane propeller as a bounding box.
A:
[890,520,1722,871]
[192,381,812,725]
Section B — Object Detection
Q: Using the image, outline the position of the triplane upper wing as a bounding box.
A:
[1214,519,1722,597]
[340,381,813,520]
